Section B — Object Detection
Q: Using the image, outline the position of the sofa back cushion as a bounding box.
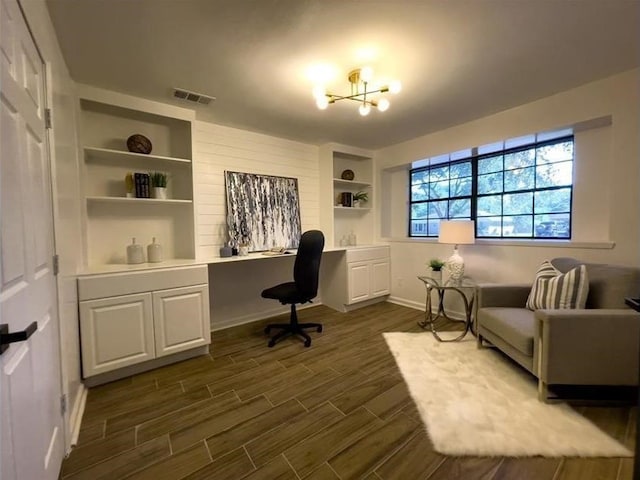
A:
[552,257,640,309]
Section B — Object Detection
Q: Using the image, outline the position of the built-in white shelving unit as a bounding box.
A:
[78,85,197,268]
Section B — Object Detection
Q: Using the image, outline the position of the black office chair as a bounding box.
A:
[261,230,325,347]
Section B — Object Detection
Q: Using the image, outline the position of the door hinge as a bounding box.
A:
[45,108,52,129]
[53,254,59,275]
[60,394,67,416]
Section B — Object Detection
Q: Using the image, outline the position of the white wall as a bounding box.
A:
[376,69,640,310]
[193,123,320,329]
[21,0,84,451]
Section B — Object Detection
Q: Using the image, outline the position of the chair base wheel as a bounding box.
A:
[264,327,271,334]
[304,339,311,347]
[317,325,323,333]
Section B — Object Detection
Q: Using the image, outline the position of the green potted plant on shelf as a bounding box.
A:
[352,191,368,208]
[149,171,168,199]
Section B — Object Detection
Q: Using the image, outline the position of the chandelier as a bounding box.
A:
[313,67,401,116]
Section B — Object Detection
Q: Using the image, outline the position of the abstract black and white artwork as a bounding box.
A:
[224,171,302,251]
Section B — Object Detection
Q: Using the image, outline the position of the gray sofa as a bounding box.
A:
[476,257,640,401]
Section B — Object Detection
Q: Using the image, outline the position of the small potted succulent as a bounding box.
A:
[428,258,445,283]
[352,191,369,208]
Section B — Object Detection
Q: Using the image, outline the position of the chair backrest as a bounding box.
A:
[552,257,640,309]
[293,230,325,300]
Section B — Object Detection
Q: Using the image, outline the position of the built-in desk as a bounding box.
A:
[77,245,388,385]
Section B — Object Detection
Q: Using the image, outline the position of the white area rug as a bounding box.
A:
[383,332,632,457]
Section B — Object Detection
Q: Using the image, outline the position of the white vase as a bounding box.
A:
[153,187,167,199]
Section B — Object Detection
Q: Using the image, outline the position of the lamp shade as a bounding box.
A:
[438,220,475,245]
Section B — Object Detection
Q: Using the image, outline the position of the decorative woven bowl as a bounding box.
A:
[341,169,355,181]
[126,134,152,154]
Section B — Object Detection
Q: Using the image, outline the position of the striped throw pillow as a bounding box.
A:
[525,260,589,310]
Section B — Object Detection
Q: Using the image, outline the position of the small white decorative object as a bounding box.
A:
[438,220,475,285]
[147,237,163,263]
[126,237,145,264]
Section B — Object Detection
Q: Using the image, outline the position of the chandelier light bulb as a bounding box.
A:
[312,85,326,100]
[359,103,371,116]
[377,98,390,112]
[316,97,329,110]
[389,80,402,94]
[360,66,373,83]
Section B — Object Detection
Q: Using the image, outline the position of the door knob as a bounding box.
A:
[0,322,37,354]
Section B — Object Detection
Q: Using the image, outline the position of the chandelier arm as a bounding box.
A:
[326,87,388,102]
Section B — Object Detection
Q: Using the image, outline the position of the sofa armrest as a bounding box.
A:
[535,309,640,385]
[477,283,531,308]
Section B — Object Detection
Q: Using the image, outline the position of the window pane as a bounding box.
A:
[535,188,571,213]
[504,149,535,170]
[478,172,503,194]
[537,141,574,164]
[428,200,448,219]
[478,155,503,174]
[428,219,441,236]
[477,216,502,237]
[507,215,532,237]
[504,167,534,192]
[534,214,570,238]
[430,165,449,181]
[536,161,572,188]
[451,177,472,197]
[429,180,449,199]
[503,192,533,215]
[410,220,428,236]
[477,195,502,216]
[411,184,429,201]
[411,203,428,219]
[410,170,428,185]
[450,162,471,179]
[449,199,470,218]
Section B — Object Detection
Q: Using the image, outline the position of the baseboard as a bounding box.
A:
[69,384,88,449]
[211,302,321,332]
[387,296,423,311]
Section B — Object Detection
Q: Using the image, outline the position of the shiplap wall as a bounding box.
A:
[193,122,320,259]
[193,122,321,329]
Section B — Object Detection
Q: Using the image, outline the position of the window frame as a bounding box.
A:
[408,135,574,240]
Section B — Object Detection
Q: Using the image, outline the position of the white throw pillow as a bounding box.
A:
[526,260,589,310]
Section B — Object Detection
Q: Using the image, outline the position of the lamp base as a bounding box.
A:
[446,246,465,285]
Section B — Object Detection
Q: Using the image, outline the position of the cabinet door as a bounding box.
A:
[371,260,391,297]
[153,284,211,358]
[79,293,154,377]
[347,262,371,304]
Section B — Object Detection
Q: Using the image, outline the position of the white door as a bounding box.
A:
[347,262,370,304]
[370,260,390,297]
[1,0,65,479]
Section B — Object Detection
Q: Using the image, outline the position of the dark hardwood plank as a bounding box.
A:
[123,442,211,480]
[375,429,445,480]
[181,446,255,480]
[61,429,135,477]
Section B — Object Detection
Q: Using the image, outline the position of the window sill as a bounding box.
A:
[381,237,615,250]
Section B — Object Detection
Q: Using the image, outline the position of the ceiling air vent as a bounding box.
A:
[172,88,215,106]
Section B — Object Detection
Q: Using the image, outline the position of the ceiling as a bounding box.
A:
[45,0,640,150]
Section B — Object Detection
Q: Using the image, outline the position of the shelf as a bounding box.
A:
[86,196,193,205]
[333,178,372,189]
[334,206,371,211]
[84,147,191,165]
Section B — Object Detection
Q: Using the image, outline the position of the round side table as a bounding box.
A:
[416,276,476,342]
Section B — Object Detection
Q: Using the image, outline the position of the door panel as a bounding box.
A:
[0,0,64,478]
[371,261,390,297]
[348,262,370,304]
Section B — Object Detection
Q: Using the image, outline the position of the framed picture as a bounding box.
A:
[224,171,302,251]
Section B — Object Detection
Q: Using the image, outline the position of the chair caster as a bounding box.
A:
[264,327,271,334]
[268,339,276,348]
[304,339,311,347]
[317,325,323,333]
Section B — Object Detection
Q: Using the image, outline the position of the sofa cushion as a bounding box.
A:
[525,260,589,310]
[478,307,536,356]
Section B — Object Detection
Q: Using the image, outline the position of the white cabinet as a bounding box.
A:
[78,264,210,383]
[320,246,390,312]
[346,247,391,305]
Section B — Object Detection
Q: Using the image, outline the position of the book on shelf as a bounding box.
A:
[134,172,151,198]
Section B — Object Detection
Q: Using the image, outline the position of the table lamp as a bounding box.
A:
[438,220,475,284]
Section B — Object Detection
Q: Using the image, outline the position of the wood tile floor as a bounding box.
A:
[61,302,637,479]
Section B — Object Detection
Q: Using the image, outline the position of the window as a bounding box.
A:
[409,134,574,239]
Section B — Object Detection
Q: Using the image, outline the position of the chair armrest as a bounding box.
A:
[476,283,531,308]
[535,309,640,385]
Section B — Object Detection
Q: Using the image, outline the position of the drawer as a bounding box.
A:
[346,246,390,263]
[78,265,208,301]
